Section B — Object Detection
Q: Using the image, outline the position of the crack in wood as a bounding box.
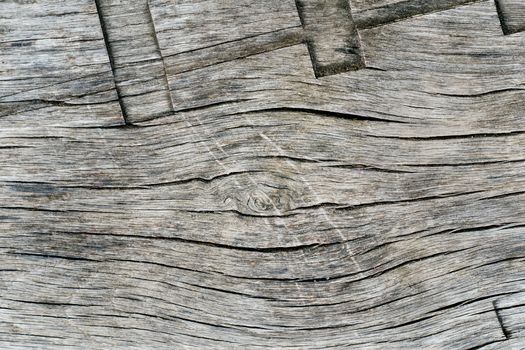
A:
[351,0,480,29]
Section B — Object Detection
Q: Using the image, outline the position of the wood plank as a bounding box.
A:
[148,0,304,78]
[148,0,302,57]
[1,109,525,246]
[359,1,525,71]
[0,0,124,127]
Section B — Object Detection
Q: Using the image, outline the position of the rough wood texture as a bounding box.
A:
[94,0,173,122]
[496,0,525,34]
[350,0,479,29]
[296,0,364,76]
[1,0,524,348]
[0,0,124,127]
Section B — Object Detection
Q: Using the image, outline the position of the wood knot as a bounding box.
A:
[247,189,277,213]
[242,185,295,216]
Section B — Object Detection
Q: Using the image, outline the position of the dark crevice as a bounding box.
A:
[478,191,525,201]
[428,292,513,315]
[364,247,472,280]
[180,208,299,219]
[466,339,507,350]
[5,298,102,307]
[0,206,124,214]
[400,159,525,167]
[160,26,304,58]
[494,0,511,35]
[8,252,101,262]
[0,146,34,149]
[0,70,114,100]
[379,314,437,330]
[336,190,485,211]
[423,223,524,238]
[0,98,119,107]
[239,107,406,123]
[141,170,265,187]
[324,163,414,173]
[93,0,128,124]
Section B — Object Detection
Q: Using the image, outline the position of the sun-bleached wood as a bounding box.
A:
[0,0,124,127]
[495,0,525,34]
[94,0,173,122]
[295,0,364,76]
[1,0,524,348]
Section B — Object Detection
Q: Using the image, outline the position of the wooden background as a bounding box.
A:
[1,0,524,348]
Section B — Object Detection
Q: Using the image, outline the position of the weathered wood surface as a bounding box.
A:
[496,0,525,35]
[1,0,524,348]
[0,0,124,127]
[94,0,173,122]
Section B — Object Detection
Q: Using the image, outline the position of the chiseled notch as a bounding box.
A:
[93,0,174,123]
[495,0,525,35]
[295,0,365,77]
[351,0,478,29]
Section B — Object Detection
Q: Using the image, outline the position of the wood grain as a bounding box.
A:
[1,0,524,348]
[496,0,525,34]
[295,0,365,77]
[349,0,479,29]
[94,0,173,123]
[0,0,124,127]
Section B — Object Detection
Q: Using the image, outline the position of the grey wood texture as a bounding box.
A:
[1,0,525,349]
[350,0,479,29]
[496,0,525,34]
[0,0,124,127]
[94,0,173,122]
[296,0,365,76]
